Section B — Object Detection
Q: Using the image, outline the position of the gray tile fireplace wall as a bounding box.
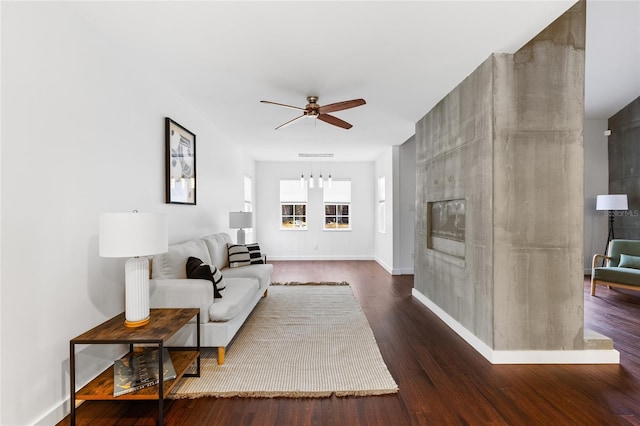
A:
[608,96,640,240]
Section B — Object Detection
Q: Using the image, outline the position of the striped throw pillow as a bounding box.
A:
[210,265,226,296]
[185,256,226,298]
[246,243,264,264]
[228,244,251,268]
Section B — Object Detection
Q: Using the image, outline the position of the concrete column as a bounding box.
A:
[415,1,586,352]
[492,0,586,350]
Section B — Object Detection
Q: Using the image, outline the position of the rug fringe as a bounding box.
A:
[169,388,398,399]
[270,281,350,286]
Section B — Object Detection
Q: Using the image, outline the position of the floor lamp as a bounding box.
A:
[596,194,628,261]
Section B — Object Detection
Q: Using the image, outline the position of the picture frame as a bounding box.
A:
[165,117,196,205]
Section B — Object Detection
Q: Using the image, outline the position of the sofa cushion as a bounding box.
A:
[186,256,226,298]
[228,244,252,268]
[619,254,640,270]
[152,239,212,279]
[208,277,259,321]
[202,233,233,270]
[594,266,640,287]
[222,263,273,290]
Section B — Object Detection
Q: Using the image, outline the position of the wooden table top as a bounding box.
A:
[71,308,199,344]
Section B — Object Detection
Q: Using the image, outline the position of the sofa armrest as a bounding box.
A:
[149,278,213,323]
[592,254,611,270]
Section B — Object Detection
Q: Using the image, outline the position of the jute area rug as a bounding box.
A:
[169,283,398,398]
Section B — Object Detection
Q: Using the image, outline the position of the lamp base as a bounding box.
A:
[124,257,151,327]
[237,228,246,245]
[125,317,150,328]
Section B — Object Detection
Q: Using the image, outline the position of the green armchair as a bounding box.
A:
[591,239,640,296]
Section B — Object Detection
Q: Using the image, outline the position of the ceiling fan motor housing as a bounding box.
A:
[305,96,320,117]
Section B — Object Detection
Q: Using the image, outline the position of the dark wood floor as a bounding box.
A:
[60,261,640,425]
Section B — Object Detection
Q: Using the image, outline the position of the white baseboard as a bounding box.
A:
[411,288,620,364]
[34,400,68,426]
[268,255,375,261]
[374,257,404,275]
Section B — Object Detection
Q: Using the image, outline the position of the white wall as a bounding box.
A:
[584,119,610,272]
[1,4,254,425]
[374,147,397,273]
[255,161,374,260]
[399,136,416,274]
[0,2,4,421]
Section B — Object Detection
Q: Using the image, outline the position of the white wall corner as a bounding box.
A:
[375,256,395,275]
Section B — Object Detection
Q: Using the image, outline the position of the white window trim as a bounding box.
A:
[280,202,308,231]
[324,202,352,231]
[323,179,352,232]
[244,175,253,213]
[280,178,308,231]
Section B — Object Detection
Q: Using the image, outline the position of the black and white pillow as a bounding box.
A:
[228,243,264,267]
[246,243,264,264]
[228,244,251,268]
[185,256,226,298]
[210,264,226,296]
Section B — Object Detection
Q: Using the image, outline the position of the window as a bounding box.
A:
[244,175,253,212]
[280,179,307,230]
[378,177,386,234]
[323,179,351,230]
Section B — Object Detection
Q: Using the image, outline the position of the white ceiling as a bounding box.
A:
[68,1,640,162]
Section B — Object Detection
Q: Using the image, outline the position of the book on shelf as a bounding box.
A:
[113,347,177,397]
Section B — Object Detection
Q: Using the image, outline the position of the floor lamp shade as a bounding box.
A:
[99,212,168,327]
[596,194,628,211]
[229,211,253,244]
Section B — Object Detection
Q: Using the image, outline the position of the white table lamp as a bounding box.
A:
[229,211,253,244]
[99,211,168,327]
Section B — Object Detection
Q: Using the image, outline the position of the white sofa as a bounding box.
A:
[148,233,272,364]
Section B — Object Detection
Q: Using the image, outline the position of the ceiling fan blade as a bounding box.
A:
[318,98,366,114]
[274,114,306,130]
[318,113,353,129]
[260,100,305,111]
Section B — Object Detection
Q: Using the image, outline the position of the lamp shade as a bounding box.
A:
[229,211,253,229]
[596,194,628,211]
[99,212,168,258]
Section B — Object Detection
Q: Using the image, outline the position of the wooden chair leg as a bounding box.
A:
[217,347,225,365]
[591,276,597,296]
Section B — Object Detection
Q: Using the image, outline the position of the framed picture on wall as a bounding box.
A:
[165,117,196,205]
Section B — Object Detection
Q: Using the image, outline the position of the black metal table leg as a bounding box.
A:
[70,341,76,425]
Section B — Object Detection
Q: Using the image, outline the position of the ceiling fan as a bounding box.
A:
[260,96,366,130]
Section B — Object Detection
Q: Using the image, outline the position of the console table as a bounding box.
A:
[69,308,200,425]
